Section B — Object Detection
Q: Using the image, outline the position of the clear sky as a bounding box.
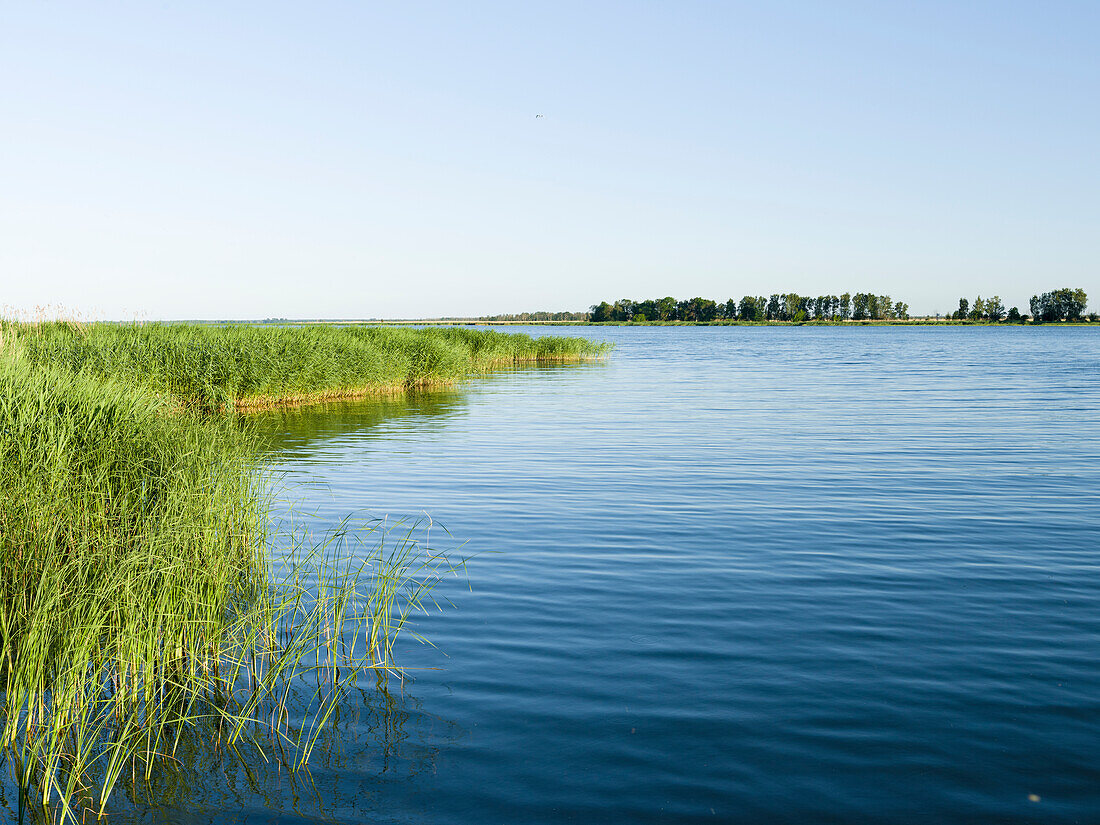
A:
[1,1,1097,319]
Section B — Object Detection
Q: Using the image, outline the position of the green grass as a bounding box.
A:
[2,322,609,412]
[0,322,597,820]
[0,355,261,817]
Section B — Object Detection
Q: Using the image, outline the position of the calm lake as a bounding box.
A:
[178,327,1100,823]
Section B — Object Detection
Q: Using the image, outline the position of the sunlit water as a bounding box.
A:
[118,327,1100,823]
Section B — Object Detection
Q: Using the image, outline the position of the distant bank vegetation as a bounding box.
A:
[943,289,1091,323]
[583,287,1090,324]
[591,293,909,323]
[255,287,1092,326]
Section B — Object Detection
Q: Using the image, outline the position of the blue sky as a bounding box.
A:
[1,1,1097,319]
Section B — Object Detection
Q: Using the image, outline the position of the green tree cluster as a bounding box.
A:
[590,292,909,322]
[590,297,722,322]
[952,295,1014,321]
[850,293,907,320]
[1029,288,1088,323]
[949,289,1089,323]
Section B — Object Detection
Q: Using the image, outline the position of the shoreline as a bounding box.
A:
[232,354,605,411]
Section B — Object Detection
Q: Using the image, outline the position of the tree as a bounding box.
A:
[612,299,636,322]
[739,296,764,322]
[766,294,783,321]
[956,298,969,320]
[590,302,613,322]
[1007,306,1022,323]
[851,293,870,320]
[691,297,718,322]
[784,294,803,321]
[1068,288,1088,321]
[894,302,910,320]
[839,293,851,320]
[985,296,1005,323]
[969,296,984,321]
[875,295,893,320]
[1030,288,1088,323]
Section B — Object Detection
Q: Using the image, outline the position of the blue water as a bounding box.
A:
[188,327,1100,823]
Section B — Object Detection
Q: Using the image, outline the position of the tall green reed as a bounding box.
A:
[0,354,461,822]
[2,322,609,412]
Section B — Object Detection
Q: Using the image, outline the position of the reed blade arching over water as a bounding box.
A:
[0,322,603,821]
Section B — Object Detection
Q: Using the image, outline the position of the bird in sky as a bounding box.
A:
[535,114,544,119]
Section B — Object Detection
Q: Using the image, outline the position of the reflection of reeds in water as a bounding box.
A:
[66,671,464,823]
[254,359,603,456]
[0,355,464,823]
[253,388,468,455]
[106,519,462,824]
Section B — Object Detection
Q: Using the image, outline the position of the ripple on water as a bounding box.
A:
[193,326,1100,825]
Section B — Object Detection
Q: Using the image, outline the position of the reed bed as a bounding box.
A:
[0,335,473,821]
[2,322,609,412]
[0,321,605,819]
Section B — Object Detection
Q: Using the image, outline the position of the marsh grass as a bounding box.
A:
[0,354,463,822]
[2,322,609,412]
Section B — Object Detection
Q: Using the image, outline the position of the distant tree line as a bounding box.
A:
[479,310,591,322]
[949,288,1090,323]
[1029,288,1089,323]
[589,293,909,323]
[951,296,1013,322]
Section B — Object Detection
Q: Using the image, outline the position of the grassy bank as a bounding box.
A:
[2,323,609,412]
[0,321,601,820]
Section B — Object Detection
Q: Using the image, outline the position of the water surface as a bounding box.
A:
[170,327,1100,823]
